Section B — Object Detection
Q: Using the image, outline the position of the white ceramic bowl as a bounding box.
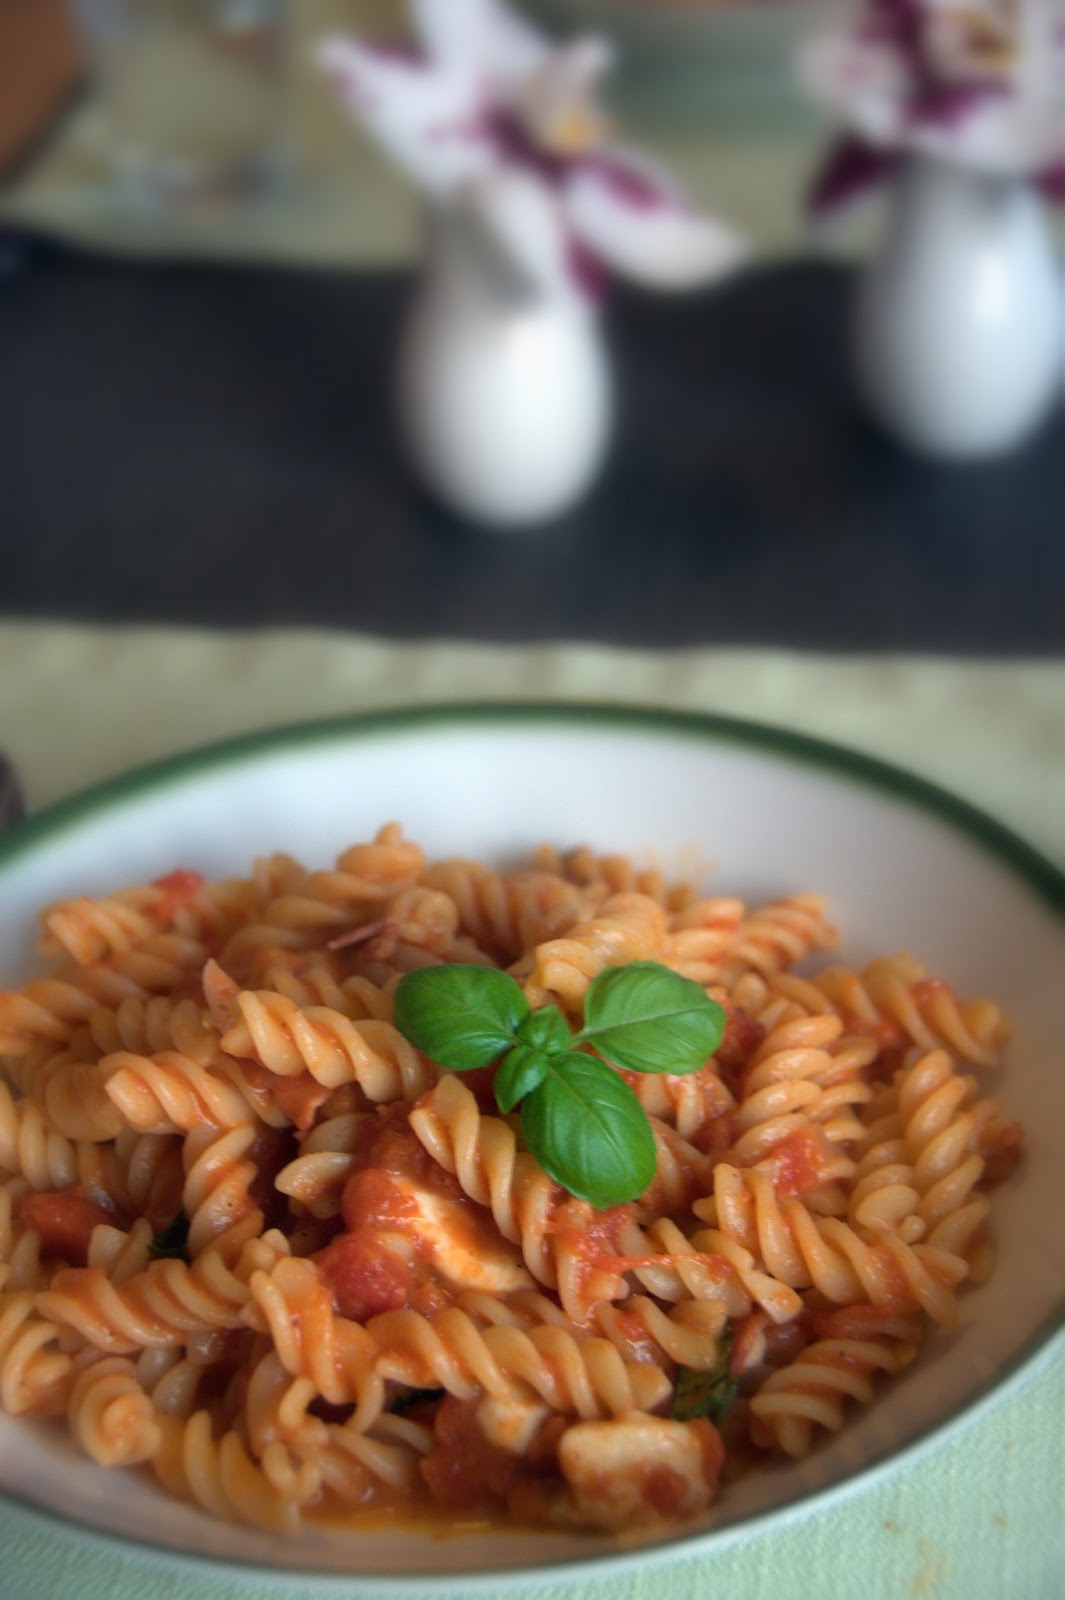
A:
[0,703,1063,1591]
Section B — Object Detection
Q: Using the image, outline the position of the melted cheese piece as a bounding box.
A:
[558,1411,720,1530]
[393,1177,534,1295]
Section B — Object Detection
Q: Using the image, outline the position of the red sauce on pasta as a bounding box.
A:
[315,1226,413,1321]
[420,1397,521,1510]
[318,1107,525,1320]
[715,1009,766,1086]
[150,868,205,925]
[18,1189,118,1265]
[345,1107,464,1206]
[769,1127,835,1199]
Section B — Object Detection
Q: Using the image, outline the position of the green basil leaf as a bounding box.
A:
[393,964,529,1071]
[516,1004,571,1056]
[671,1326,738,1424]
[389,1386,445,1415]
[495,1043,551,1112]
[520,1052,656,1207]
[575,961,726,1075]
[149,1211,190,1261]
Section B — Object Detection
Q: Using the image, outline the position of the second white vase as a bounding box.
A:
[853,156,1065,460]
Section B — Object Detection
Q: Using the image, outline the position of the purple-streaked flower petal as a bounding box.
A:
[321,5,744,296]
[562,155,746,288]
[1036,157,1065,203]
[800,0,1065,189]
[509,38,615,154]
[318,35,494,195]
[800,34,913,145]
[411,0,550,91]
[807,134,903,215]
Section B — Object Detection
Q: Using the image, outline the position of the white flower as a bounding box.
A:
[318,0,745,298]
[800,0,1065,210]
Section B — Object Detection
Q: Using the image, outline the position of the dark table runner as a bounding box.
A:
[2,234,1063,652]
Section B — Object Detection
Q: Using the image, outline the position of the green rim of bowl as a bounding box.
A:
[0,699,1063,1593]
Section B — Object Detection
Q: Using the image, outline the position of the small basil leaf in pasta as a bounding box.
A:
[521,1052,657,1207]
[516,1004,571,1056]
[389,1386,446,1415]
[148,1211,190,1261]
[394,964,529,1071]
[672,1328,738,1423]
[575,962,726,1074]
[496,1043,552,1112]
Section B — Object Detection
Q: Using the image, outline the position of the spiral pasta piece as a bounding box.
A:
[102,1049,265,1134]
[811,956,1010,1067]
[36,1240,272,1354]
[422,859,591,965]
[301,1414,432,1507]
[68,1355,163,1466]
[29,1050,125,1144]
[0,1290,73,1417]
[409,1076,607,1312]
[151,1410,307,1533]
[274,1111,368,1220]
[710,894,838,986]
[748,1333,916,1456]
[0,975,136,1055]
[244,1256,386,1423]
[182,1123,264,1262]
[698,1164,965,1325]
[367,1305,670,1419]
[221,994,434,1102]
[520,893,670,1012]
[39,892,161,965]
[850,1050,993,1255]
[80,995,220,1065]
[663,897,746,984]
[728,1014,875,1164]
[596,1294,729,1371]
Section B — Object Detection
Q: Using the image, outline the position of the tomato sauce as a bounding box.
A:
[150,869,205,927]
[315,1226,414,1321]
[343,1106,464,1209]
[768,1127,835,1199]
[547,1200,629,1304]
[715,1010,766,1088]
[19,1188,118,1265]
[316,1106,521,1321]
[420,1397,520,1510]
[239,1061,329,1133]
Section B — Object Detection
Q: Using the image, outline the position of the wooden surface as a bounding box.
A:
[0,0,83,179]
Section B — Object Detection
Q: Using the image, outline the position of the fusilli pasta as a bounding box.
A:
[0,824,1023,1536]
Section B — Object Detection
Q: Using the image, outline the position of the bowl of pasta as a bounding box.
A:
[0,702,1061,1590]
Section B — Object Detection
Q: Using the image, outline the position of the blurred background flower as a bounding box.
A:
[320,0,746,301]
[802,0,1065,215]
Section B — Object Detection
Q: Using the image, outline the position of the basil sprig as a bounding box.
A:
[671,1325,739,1424]
[149,1211,190,1261]
[393,961,725,1207]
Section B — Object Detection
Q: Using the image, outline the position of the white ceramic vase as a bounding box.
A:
[396,203,613,530]
[853,155,1065,459]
